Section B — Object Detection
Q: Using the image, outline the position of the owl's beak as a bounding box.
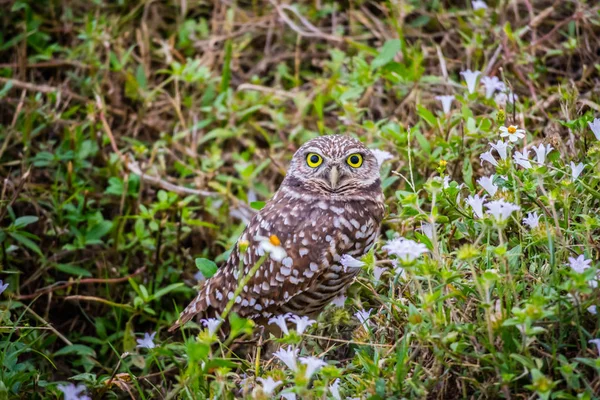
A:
[329,166,339,189]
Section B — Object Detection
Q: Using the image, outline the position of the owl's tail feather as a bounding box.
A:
[168,281,213,332]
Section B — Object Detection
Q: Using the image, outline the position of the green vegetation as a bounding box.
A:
[1,0,600,398]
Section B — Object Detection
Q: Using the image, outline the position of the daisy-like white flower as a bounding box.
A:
[513,149,532,169]
[300,356,327,379]
[354,309,372,328]
[371,149,393,167]
[568,254,592,274]
[201,318,222,336]
[373,266,386,282]
[489,140,509,160]
[499,125,526,143]
[136,332,157,349]
[485,200,520,223]
[588,305,597,315]
[281,394,297,400]
[570,162,584,180]
[435,95,455,114]
[382,238,428,262]
[467,194,487,219]
[522,212,540,229]
[460,70,481,94]
[289,314,316,335]
[0,280,8,296]
[472,0,488,10]
[330,294,346,307]
[256,377,282,395]
[477,175,498,196]
[589,118,600,140]
[329,379,342,400]
[531,143,553,165]
[480,150,499,167]
[273,346,299,372]
[480,76,503,98]
[340,254,365,273]
[589,339,600,355]
[57,383,90,400]
[268,314,290,335]
[256,234,287,262]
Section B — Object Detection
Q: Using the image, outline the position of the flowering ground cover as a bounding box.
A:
[1,0,600,398]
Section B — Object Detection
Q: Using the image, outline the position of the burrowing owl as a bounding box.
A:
[171,135,384,330]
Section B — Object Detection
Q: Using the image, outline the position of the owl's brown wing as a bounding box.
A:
[170,192,335,330]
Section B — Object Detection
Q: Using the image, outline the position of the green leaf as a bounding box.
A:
[220,39,232,92]
[195,258,218,278]
[85,221,113,242]
[371,39,401,70]
[55,263,93,277]
[151,283,185,301]
[13,216,38,229]
[54,344,96,357]
[8,232,42,256]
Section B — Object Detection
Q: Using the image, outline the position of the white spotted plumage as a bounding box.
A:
[170,135,385,331]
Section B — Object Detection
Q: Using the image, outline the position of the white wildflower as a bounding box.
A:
[588,305,597,315]
[57,383,90,400]
[268,314,290,335]
[394,263,407,280]
[340,254,365,273]
[485,200,520,223]
[419,222,436,240]
[460,70,481,94]
[506,91,518,103]
[480,150,499,167]
[200,318,222,336]
[531,143,553,165]
[136,332,156,349]
[299,356,327,379]
[472,0,488,10]
[256,377,282,395]
[354,309,372,328]
[499,125,526,143]
[373,266,386,282]
[570,162,584,180]
[371,149,393,167]
[496,91,518,105]
[443,176,450,189]
[0,280,8,296]
[256,235,287,262]
[280,394,297,400]
[435,95,455,114]
[568,255,592,274]
[329,379,342,400]
[489,140,509,160]
[330,294,346,307]
[289,314,316,335]
[477,175,498,196]
[513,149,532,169]
[273,346,299,372]
[589,339,600,356]
[589,118,600,140]
[382,238,428,262]
[480,76,503,98]
[522,212,540,229]
[467,194,487,218]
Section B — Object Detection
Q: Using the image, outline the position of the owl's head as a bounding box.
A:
[283,135,382,198]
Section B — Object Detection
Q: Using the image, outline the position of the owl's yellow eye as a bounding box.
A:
[346,153,363,168]
[306,153,323,168]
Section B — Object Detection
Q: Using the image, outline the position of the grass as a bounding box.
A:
[1,0,600,398]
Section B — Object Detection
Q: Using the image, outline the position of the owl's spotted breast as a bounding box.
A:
[171,135,385,331]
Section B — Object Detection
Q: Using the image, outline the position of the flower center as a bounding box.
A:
[507,126,517,134]
[269,235,281,246]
